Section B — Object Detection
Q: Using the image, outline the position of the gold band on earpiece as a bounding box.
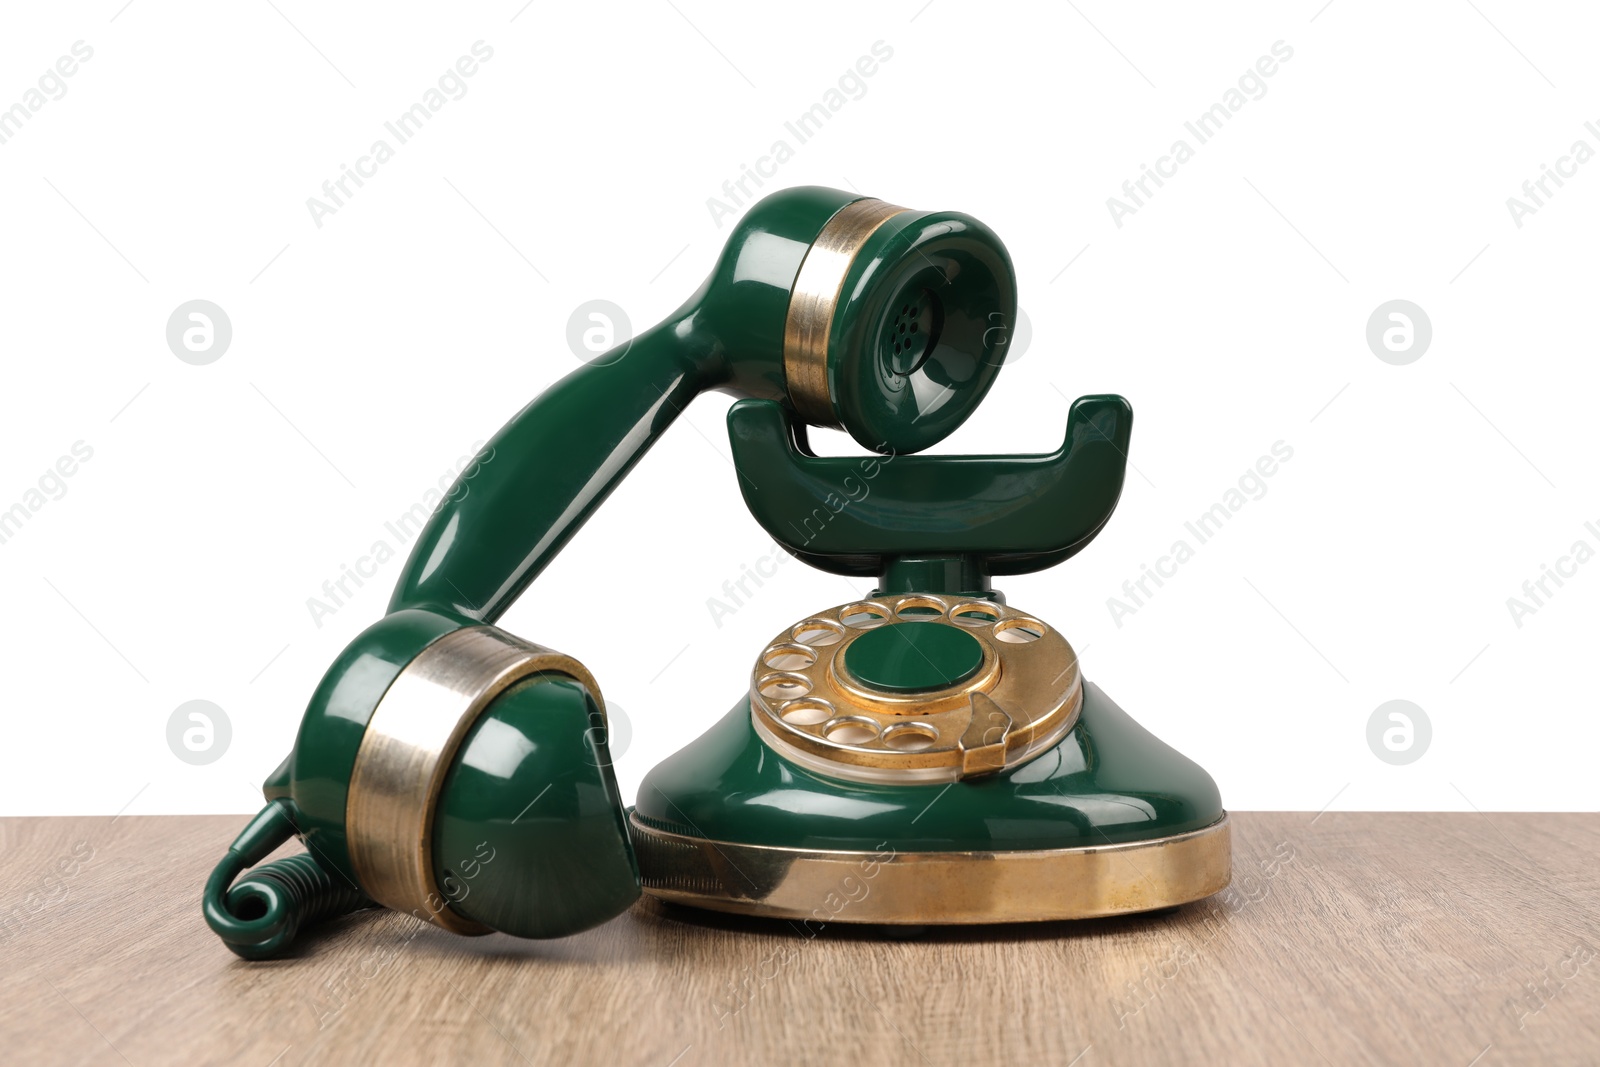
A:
[345,626,606,933]
[783,197,908,427]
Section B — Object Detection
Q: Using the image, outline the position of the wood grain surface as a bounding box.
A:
[1,812,1596,1066]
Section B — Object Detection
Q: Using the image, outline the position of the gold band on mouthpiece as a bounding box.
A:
[783,197,908,427]
[345,626,605,933]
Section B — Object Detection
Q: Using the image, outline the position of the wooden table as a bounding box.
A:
[2,813,1596,1065]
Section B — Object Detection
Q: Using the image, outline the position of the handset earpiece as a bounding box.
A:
[778,195,1017,454]
[204,187,1017,956]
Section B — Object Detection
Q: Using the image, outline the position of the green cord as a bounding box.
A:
[202,799,373,959]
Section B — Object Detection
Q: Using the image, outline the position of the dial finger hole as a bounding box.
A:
[758,673,812,700]
[840,602,889,628]
[994,617,1047,643]
[792,619,845,646]
[779,699,833,726]
[823,717,880,745]
[951,602,999,625]
[882,723,938,751]
[894,595,945,619]
[764,643,818,671]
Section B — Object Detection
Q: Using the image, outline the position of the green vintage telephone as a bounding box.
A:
[203,187,1229,958]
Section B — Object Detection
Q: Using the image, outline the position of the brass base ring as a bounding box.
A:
[630,813,1232,924]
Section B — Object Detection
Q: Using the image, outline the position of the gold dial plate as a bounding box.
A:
[749,593,1081,785]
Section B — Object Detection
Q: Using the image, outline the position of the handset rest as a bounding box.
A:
[726,394,1132,587]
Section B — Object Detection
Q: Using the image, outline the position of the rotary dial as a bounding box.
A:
[749,593,1081,785]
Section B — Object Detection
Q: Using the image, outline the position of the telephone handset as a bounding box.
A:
[204,187,1229,958]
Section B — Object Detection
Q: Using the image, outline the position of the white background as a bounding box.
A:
[1,1,1594,817]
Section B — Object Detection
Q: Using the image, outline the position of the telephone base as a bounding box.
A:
[632,680,1231,924]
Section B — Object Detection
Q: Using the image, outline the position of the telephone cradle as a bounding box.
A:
[203,187,1229,958]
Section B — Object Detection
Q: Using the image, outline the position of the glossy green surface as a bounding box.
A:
[387,186,1016,622]
[433,675,639,938]
[842,621,984,692]
[634,681,1224,851]
[387,186,844,623]
[726,394,1132,590]
[877,557,999,600]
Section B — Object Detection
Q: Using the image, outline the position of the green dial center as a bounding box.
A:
[842,622,984,692]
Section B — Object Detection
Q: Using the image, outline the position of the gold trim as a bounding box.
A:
[345,626,604,933]
[750,594,1081,785]
[783,198,908,426]
[632,814,1232,923]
